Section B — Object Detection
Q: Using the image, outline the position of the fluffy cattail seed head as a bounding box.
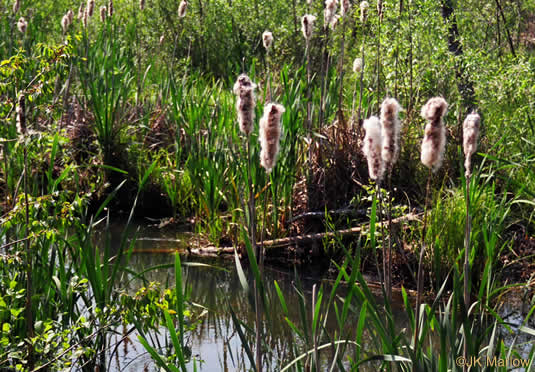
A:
[67,9,74,23]
[463,112,480,177]
[307,0,313,4]
[377,0,383,19]
[100,6,107,21]
[380,98,402,168]
[16,94,26,135]
[353,57,363,73]
[17,17,27,33]
[324,0,338,29]
[61,14,70,33]
[87,0,94,17]
[262,31,273,50]
[78,3,84,20]
[360,1,369,22]
[13,0,21,14]
[341,0,350,17]
[301,14,317,41]
[363,116,385,182]
[178,0,187,17]
[140,0,145,10]
[330,14,341,29]
[159,34,165,45]
[108,0,114,17]
[233,74,257,136]
[83,9,88,27]
[259,103,285,173]
[420,97,448,171]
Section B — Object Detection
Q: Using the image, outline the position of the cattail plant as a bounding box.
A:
[414,97,448,353]
[362,116,384,182]
[336,0,352,124]
[363,115,386,288]
[420,97,448,171]
[13,0,21,14]
[259,103,285,174]
[87,0,95,17]
[462,112,480,366]
[100,6,107,22]
[262,31,273,51]
[178,0,188,18]
[233,74,257,136]
[67,9,74,24]
[262,31,273,101]
[61,14,70,34]
[17,17,27,33]
[350,57,363,131]
[16,93,34,369]
[234,73,263,371]
[78,3,84,20]
[360,0,369,22]
[380,98,402,303]
[159,34,165,45]
[82,9,88,27]
[108,0,113,17]
[324,0,338,27]
[302,14,316,166]
[318,0,337,128]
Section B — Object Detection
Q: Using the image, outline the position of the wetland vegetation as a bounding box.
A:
[1,0,535,370]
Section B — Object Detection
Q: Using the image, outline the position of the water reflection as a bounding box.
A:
[104,220,403,371]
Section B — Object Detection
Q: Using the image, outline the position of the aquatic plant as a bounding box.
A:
[17,17,27,33]
[178,0,188,18]
[420,97,448,171]
[362,116,384,182]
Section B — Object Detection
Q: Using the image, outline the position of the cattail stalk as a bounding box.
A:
[319,0,337,128]
[17,94,34,370]
[462,112,480,368]
[414,97,448,357]
[13,0,21,14]
[336,0,351,125]
[262,31,273,101]
[380,98,402,303]
[376,0,383,112]
[363,115,386,286]
[302,14,316,165]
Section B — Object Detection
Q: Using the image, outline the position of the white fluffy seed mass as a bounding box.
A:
[259,103,285,173]
[380,98,402,166]
[363,116,384,181]
[420,97,448,171]
[463,112,480,177]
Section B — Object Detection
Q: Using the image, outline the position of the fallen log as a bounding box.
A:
[132,212,421,254]
[261,212,421,249]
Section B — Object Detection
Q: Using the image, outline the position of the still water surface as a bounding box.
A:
[102,220,405,371]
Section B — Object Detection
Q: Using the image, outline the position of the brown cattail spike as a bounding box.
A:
[233,74,257,136]
[178,0,187,18]
[87,0,94,17]
[363,116,384,182]
[420,97,448,171]
[301,15,317,41]
[13,0,21,14]
[463,112,480,177]
[324,0,338,29]
[259,103,285,173]
[108,0,113,17]
[140,0,145,10]
[100,6,107,21]
[380,98,402,168]
[16,94,27,135]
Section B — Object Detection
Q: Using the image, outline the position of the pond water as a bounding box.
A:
[101,220,407,371]
[100,220,534,372]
